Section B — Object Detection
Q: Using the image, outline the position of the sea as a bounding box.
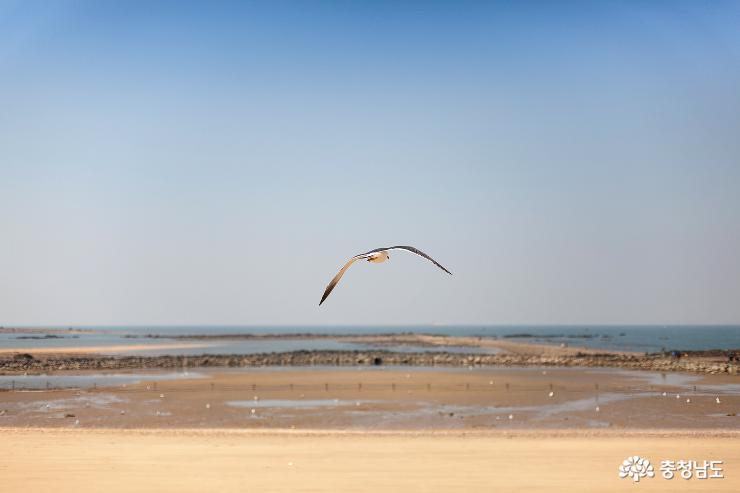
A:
[1,325,738,356]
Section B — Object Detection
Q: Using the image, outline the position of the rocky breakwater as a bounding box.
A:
[0,350,737,375]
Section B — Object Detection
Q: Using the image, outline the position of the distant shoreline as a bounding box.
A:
[1,333,737,375]
[3,327,739,355]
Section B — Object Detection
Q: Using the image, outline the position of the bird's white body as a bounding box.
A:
[366,251,389,263]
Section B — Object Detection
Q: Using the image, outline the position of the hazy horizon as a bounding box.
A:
[2,1,740,326]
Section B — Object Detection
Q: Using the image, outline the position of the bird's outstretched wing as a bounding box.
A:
[383,245,453,275]
[319,246,451,306]
[319,255,365,305]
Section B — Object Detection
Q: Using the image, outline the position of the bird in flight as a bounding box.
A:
[319,245,452,306]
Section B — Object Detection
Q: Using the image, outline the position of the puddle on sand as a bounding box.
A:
[588,368,702,387]
[586,369,740,394]
[467,393,630,420]
[227,399,378,409]
[0,371,203,390]
[14,393,127,413]
[224,393,626,424]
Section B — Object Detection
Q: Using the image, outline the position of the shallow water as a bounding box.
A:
[590,368,702,387]
[103,339,500,356]
[16,393,126,412]
[227,399,378,409]
[0,371,201,390]
[4,325,739,353]
[225,394,626,421]
[1,330,499,357]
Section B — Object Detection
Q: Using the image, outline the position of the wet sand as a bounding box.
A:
[1,428,738,492]
[1,367,737,429]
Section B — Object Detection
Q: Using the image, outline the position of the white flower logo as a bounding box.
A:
[619,456,655,482]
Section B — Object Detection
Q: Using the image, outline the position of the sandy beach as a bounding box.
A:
[1,428,737,492]
[2,349,737,491]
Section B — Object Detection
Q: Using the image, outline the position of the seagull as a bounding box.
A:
[319,245,452,305]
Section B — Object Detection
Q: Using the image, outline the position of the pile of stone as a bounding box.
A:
[0,349,736,375]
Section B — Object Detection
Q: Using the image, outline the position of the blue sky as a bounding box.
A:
[1,1,739,325]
